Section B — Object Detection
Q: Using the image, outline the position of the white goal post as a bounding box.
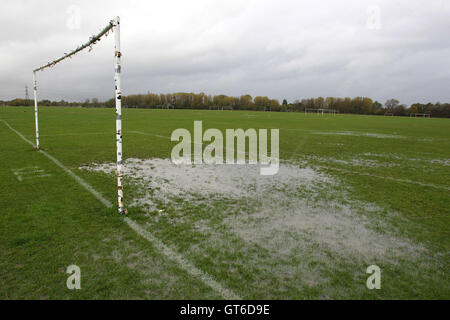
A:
[32,17,126,215]
[410,113,431,118]
[304,108,337,115]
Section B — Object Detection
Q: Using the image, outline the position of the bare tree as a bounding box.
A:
[385,99,399,112]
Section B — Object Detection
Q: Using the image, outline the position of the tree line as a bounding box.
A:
[2,94,449,118]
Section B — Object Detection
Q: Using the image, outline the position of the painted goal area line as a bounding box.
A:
[0,119,240,300]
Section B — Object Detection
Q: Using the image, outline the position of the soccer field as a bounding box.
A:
[0,106,449,299]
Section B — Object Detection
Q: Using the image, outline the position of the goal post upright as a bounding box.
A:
[32,71,40,149]
[112,16,126,215]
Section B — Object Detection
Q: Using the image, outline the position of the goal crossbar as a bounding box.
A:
[32,17,125,214]
[33,22,114,73]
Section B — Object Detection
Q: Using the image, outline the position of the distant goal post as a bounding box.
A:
[304,108,338,115]
[32,17,126,215]
[410,113,431,118]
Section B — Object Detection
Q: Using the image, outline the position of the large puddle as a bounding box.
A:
[81,158,426,267]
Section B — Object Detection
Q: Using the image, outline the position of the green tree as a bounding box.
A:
[316,97,325,108]
[362,97,373,114]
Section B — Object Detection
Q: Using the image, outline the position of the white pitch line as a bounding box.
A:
[317,165,450,191]
[128,130,170,140]
[39,132,112,137]
[39,149,113,208]
[124,217,240,300]
[1,119,239,300]
[0,120,112,208]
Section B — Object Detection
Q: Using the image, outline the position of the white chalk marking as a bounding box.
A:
[12,171,23,182]
[39,132,112,137]
[124,217,240,300]
[41,149,114,208]
[129,130,170,140]
[317,165,450,191]
[12,166,52,182]
[1,120,112,207]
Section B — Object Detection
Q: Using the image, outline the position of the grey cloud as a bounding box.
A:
[1,0,449,105]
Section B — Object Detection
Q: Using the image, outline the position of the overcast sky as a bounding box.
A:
[1,0,449,105]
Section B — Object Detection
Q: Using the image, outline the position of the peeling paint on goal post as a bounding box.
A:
[112,17,127,215]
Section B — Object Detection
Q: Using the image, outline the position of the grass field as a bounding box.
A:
[0,106,449,299]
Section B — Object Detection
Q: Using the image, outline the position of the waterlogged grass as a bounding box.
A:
[0,106,449,299]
